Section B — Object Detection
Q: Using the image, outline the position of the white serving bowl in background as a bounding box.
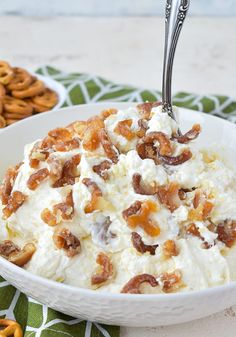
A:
[0,103,236,327]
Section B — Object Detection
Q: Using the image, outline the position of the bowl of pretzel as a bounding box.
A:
[0,61,66,128]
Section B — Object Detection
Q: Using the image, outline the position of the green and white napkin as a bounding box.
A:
[1,65,236,337]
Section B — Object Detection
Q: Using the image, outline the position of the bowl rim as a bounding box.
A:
[1,102,236,301]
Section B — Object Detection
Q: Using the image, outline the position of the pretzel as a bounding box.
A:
[0,83,6,98]
[5,119,18,126]
[3,96,33,115]
[32,88,58,109]
[7,67,33,91]
[27,100,49,113]
[0,61,14,85]
[0,115,6,128]
[12,80,45,99]
[0,319,23,337]
[4,113,31,120]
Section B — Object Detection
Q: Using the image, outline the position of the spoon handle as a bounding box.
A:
[162,0,190,120]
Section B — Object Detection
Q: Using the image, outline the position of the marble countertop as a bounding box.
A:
[1,15,236,337]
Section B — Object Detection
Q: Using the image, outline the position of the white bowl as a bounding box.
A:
[0,103,236,327]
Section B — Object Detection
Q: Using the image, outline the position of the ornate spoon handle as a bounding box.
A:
[162,0,190,121]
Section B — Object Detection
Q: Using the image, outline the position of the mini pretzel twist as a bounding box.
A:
[0,319,23,337]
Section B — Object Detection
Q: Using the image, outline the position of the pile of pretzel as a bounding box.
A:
[0,61,59,128]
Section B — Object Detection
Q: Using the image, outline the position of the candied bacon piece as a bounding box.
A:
[91,252,114,286]
[0,166,19,205]
[99,128,119,163]
[53,137,80,152]
[48,127,72,142]
[82,178,103,213]
[121,274,159,294]
[159,149,192,166]
[137,102,161,119]
[93,160,112,180]
[53,154,81,188]
[163,240,179,258]
[157,182,181,212]
[8,243,36,267]
[41,208,57,226]
[122,200,160,237]
[216,220,236,248]
[131,232,158,255]
[132,173,157,195]
[142,132,173,156]
[100,108,118,120]
[53,191,74,220]
[2,191,26,219]
[114,119,135,141]
[136,119,148,138]
[53,228,81,257]
[159,270,182,293]
[173,124,201,144]
[0,240,20,258]
[27,168,49,190]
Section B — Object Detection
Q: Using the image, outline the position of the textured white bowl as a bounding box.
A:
[0,103,236,327]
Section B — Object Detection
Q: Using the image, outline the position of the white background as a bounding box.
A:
[1,0,236,16]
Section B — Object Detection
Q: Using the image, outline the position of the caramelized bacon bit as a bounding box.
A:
[159,270,182,293]
[27,168,49,190]
[132,173,157,195]
[173,124,201,144]
[99,128,119,163]
[0,166,19,205]
[216,220,236,248]
[82,178,103,213]
[114,119,135,141]
[136,119,148,138]
[2,191,26,219]
[52,154,81,188]
[142,132,173,156]
[163,240,179,258]
[53,228,81,257]
[0,240,20,258]
[53,137,80,152]
[100,108,118,120]
[41,208,57,226]
[121,274,159,294]
[157,182,181,212]
[159,149,192,166]
[91,252,113,286]
[53,191,74,220]
[93,160,112,180]
[8,243,36,267]
[48,127,72,142]
[131,232,158,255]
[122,200,160,237]
[137,102,161,119]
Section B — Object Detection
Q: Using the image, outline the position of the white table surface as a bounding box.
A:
[1,15,236,337]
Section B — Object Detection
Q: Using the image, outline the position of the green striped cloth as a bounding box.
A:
[1,65,236,337]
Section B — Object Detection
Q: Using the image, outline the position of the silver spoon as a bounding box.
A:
[162,0,190,127]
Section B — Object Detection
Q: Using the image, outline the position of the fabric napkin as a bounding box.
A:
[1,65,236,337]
